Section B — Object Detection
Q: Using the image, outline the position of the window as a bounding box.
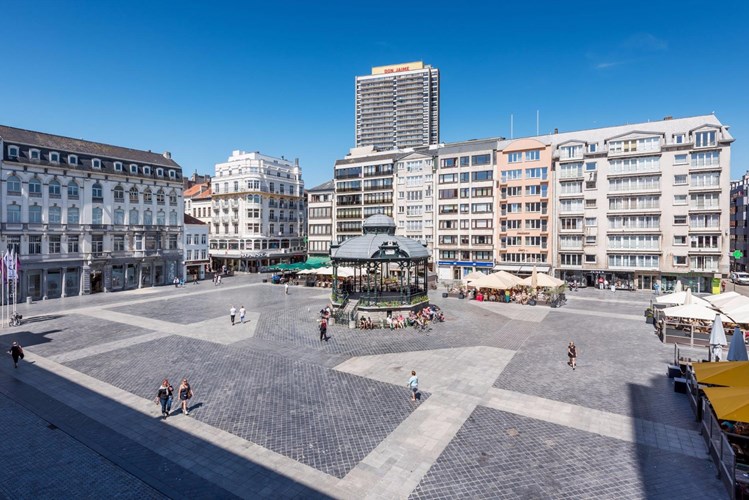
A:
[92,183,103,201]
[690,235,720,249]
[169,191,177,205]
[68,154,78,165]
[143,166,151,175]
[585,235,596,245]
[501,169,523,182]
[29,205,42,223]
[92,158,102,169]
[8,145,19,158]
[113,186,124,202]
[92,207,103,225]
[673,256,687,266]
[29,149,41,160]
[7,175,21,193]
[674,235,687,245]
[114,209,125,225]
[156,168,164,177]
[691,151,720,167]
[129,187,139,203]
[49,235,61,254]
[68,235,79,253]
[559,163,583,179]
[560,145,584,160]
[169,211,178,225]
[525,150,540,161]
[143,189,152,203]
[48,180,61,197]
[48,206,62,224]
[560,254,582,266]
[608,254,659,269]
[441,158,457,168]
[674,175,688,185]
[690,214,719,228]
[156,189,165,205]
[471,203,492,213]
[674,194,687,205]
[91,235,103,256]
[588,143,597,153]
[585,162,597,171]
[29,235,42,254]
[130,164,138,174]
[113,235,125,252]
[68,207,80,224]
[129,209,139,224]
[6,204,20,223]
[459,172,470,183]
[156,210,166,225]
[460,156,469,167]
[471,170,492,181]
[585,217,597,227]
[114,161,123,172]
[472,154,490,165]
[144,210,153,225]
[674,215,687,225]
[674,134,686,144]
[439,173,458,184]
[29,178,42,197]
[609,156,660,174]
[585,199,596,208]
[526,167,548,179]
[168,170,176,179]
[674,154,688,165]
[68,181,79,199]
[695,130,716,148]
[508,152,522,163]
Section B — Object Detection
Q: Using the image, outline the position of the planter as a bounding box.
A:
[528,299,537,306]
[262,279,268,283]
[458,292,465,299]
[442,292,449,298]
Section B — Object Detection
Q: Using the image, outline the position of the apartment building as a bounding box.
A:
[730,172,749,272]
[333,146,400,243]
[184,182,212,225]
[433,139,498,280]
[496,139,554,275]
[0,125,184,300]
[355,62,439,151]
[394,151,436,254]
[306,180,335,256]
[210,150,306,272]
[184,213,209,280]
[550,114,732,292]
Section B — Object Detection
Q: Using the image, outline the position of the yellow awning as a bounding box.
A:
[692,361,749,387]
[702,386,749,424]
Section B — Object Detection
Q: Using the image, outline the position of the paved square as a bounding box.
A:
[0,275,726,498]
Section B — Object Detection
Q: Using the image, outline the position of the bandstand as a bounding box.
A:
[329,215,430,319]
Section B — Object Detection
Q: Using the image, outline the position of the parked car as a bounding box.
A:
[730,272,749,285]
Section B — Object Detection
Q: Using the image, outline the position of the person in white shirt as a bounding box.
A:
[230,306,237,326]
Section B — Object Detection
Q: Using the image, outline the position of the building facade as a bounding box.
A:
[184,182,212,225]
[0,125,184,300]
[184,214,209,281]
[306,180,335,256]
[730,172,749,272]
[393,151,436,255]
[209,150,306,272]
[355,61,439,151]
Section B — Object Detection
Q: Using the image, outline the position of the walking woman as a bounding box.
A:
[8,341,24,368]
[567,342,577,370]
[178,379,194,416]
[156,379,174,419]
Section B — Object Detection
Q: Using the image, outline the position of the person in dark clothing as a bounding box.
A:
[567,342,577,370]
[156,379,174,419]
[8,341,24,368]
[319,317,329,341]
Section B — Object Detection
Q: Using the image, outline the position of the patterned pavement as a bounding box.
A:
[0,275,726,499]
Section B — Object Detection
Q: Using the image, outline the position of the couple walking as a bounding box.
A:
[156,378,194,419]
[229,305,247,326]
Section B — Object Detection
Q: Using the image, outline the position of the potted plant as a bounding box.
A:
[442,281,450,298]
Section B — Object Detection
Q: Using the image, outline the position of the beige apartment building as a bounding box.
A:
[496,139,553,275]
[394,151,436,255]
[306,180,335,256]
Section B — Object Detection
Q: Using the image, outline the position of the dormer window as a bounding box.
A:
[674,134,686,144]
[695,130,717,148]
[156,168,164,177]
[29,149,41,161]
[130,164,138,174]
[7,145,19,158]
[50,151,60,163]
[168,170,176,179]
[68,154,78,165]
[114,161,123,172]
[143,166,151,175]
[92,158,102,169]
[588,143,597,153]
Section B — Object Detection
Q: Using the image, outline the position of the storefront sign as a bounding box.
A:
[438,261,494,268]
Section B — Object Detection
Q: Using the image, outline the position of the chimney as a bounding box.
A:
[554,128,558,134]
[163,151,172,159]
[663,116,673,121]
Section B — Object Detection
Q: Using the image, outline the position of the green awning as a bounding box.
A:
[305,256,330,268]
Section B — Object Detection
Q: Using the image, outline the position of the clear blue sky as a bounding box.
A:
[2,0,748,188]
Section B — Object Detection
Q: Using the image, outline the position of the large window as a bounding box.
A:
[92,183,103,201]
[29,178,42,197]
[609,156,659,174]
[68,181,79,199]
[29,205,42,223]
[114,209,125,225]
[49,180,61,197]
[691,151,720,167]
[113,186,124,202]
[49,235,61,254]
[129,187,139,203]
[144,210,153,225]
[525,150,540,161]
[68,207,80,224]
[48,206,62,224]
[6,204,21,223]
[559,163,583,179]
[92,207,103,225]
[526,167,548,180]
[695,130,717,148]
[129,209,139,224]
[28,235,42,254]
[608,234,660,250]
[471,154,491,165]
[68,235,79,253]
[501,169,523,182]
[7,175,21,194]
[471,170,492,181]
[507,152,522,163]
[608,254,659,269]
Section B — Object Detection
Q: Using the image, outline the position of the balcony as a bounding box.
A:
[688,204,719,213]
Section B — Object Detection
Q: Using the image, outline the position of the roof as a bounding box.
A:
[307,179,335,192]
[362,214,396,231]
[184,213,206,225]
[334,151,403,167]
[0,125,181,168]
[184,183,212,199]
[331,214,429,261]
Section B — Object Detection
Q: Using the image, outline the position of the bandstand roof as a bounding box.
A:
[331,215,430,261]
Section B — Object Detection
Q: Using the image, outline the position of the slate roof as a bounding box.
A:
[0,124,181,168]
[184,213,206,225]
[307,179,335,192]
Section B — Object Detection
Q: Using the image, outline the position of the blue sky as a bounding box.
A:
[2,0,748,188]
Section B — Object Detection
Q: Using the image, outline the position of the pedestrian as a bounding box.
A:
[230,305,237,326]
[173,276,179,288]
[8,341,24,368]
[319,317,329,341]
[156,378,174,419]
[285,282,289,295]
[239,305,246,324]
[178,378,194,416]
[193,274,199,284]
[408,370,419,401]
[567,341,577,370]
[217,275,222,285]
[654,280,661,295]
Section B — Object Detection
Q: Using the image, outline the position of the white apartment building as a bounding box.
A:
[184,182,212,225]
[548,114,732,292]
[0,125,184,300]
[434,139,498,280]
[394,151,436,255]
[306,180,335,256]
[210,150,306,272]
[356,62,439,151]
[184,213,209,281]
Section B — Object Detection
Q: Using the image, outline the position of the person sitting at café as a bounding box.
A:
[476,291,484,302]
[435,310,445,322]
[407,311,417,327]
[360,317,368,329]
[365,316,373,329]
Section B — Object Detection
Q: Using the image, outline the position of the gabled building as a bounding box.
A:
[0,124,184,299]
[184,213,209,281]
